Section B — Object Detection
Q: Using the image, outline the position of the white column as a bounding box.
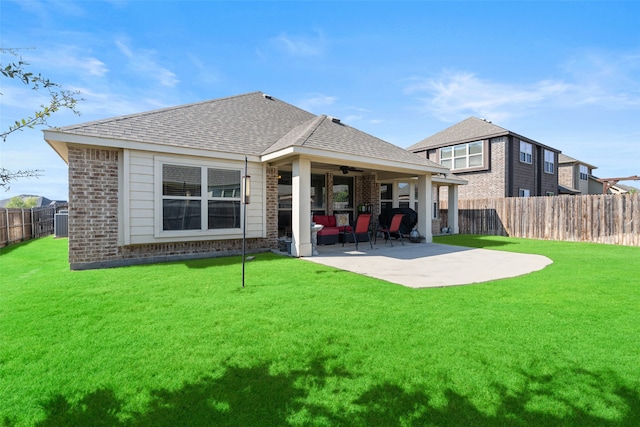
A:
[291,157,312,257]
[417,174,433,243]
[448,185,459,234]
[392,181,400,208]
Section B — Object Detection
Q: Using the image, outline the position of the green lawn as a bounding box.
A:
[1,235,639,426]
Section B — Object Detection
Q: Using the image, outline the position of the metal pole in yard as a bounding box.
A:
[242,156,249,288]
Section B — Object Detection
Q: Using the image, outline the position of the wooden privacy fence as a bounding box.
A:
[0,206,64,248]
[451,193,639,246]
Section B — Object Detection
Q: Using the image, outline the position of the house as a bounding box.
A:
[407,117,561,200]
[43,92,465,270]
[557,154,602,195]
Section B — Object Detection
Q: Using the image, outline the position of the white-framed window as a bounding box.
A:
[579,165,589,181]
[519,188,531,197]
[546,191,555,196]
[439,140,483,170]
[520,141,532,164]
[159,162,241,234]
[544,149,555,174]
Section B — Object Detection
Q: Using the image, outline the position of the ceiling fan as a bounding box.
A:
[339,165,364,174]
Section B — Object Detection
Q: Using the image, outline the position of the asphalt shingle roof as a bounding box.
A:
[58,92,315,155]
[56,91,443,169]
[408,117,510,151]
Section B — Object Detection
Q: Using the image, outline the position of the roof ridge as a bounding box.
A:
[293,115,326,146]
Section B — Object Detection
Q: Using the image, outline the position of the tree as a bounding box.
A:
[5,195,38,208]
[1,48,82,190]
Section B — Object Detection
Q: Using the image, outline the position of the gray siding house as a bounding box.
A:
[558,154,602,195]
[408,117,561,199]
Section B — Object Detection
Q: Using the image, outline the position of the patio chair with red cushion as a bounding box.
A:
[378,213,405,246]
[343,213,373,251]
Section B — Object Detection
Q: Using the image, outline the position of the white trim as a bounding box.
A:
[544,149,555,174]
[262,145,448,175]
[153,156,244,239]
[519,141,533,164]
[123,149,131,245]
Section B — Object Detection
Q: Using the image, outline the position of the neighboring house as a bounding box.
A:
[44,92,465,270]
[407,117,561,199]
[557,154,601,195]
[0,195,67,208]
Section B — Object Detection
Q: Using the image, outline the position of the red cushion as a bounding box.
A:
[327,216,336,227]
[313,215,329,226]
[318,228,339,236]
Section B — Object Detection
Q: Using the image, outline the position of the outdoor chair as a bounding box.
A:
[343,213,373,251]
[378,213,405,246]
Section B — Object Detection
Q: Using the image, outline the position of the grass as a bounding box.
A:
[1,235,639,426]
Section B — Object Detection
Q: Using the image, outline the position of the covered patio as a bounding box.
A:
[266,146,466,258]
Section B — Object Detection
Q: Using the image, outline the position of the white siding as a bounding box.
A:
[125,151,265,245]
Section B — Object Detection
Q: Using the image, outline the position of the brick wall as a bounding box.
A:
[68,146,120,266]
[558,164,575,189]
[265,166,279,248]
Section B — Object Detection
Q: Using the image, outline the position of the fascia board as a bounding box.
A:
[262,146,448,175]
[432,176,468,185]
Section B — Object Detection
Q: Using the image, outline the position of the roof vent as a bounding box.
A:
[329,116,341,124]
[263,94,273,100]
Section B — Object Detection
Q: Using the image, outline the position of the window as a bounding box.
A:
[398,182,410,209]
[580,165,589,181]
[546,191,555,196]
[380,182,393,211]
[520,141,532,164]
[333,175,354,220]
[311,173,326,215]
[161,163,241,232]
[544,149,555,174]
[439,140,483,170]
[519,188,531,197]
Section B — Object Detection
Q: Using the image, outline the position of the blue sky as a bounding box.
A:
[1,0,639,200]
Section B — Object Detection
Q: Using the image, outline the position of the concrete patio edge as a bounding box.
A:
[301,242,553,288]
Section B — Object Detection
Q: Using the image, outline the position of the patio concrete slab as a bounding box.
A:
[302,242,552,288]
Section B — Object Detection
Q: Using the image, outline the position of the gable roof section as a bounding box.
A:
[408,116,560,153]
[54,92,315,156]
[558,153,597,170]
[263,115,441,168]
[408,117,509,151]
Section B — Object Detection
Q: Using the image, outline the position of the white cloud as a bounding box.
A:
[34,47,108,78]
[115,38,179,88]
[406,51,640,123]
[270,30,327,57]
[297,94,337,113]
[405,71,575,122]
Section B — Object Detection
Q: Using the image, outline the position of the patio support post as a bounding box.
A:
[417,174,433,243]
[392,181,400,208]
[291,157,312,257]
[448,185,459,234]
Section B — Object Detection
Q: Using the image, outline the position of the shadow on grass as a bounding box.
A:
[16,357,639,427]
[434,234,520,249]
